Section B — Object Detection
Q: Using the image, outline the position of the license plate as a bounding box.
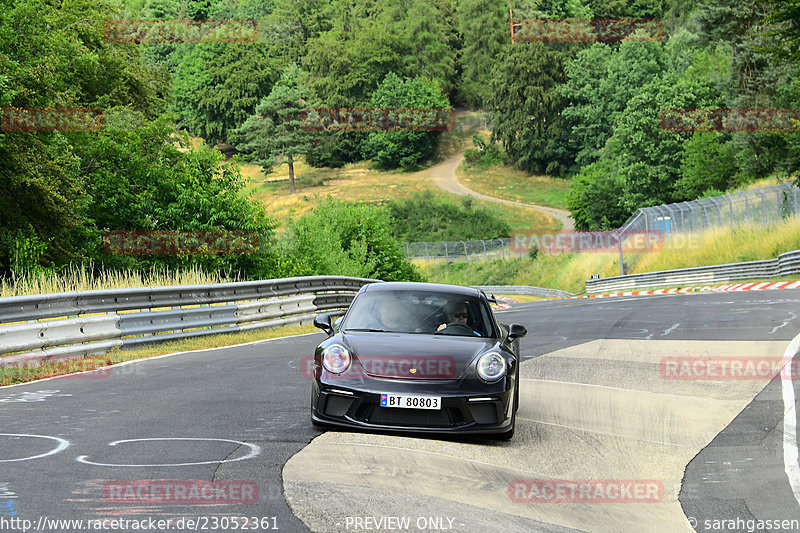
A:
[380,394,441,410]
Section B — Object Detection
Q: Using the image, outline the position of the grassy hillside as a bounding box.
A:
[420,216,800,293]
[236,111,568,235]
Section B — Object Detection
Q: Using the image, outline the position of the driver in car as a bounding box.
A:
[437,301,480,335]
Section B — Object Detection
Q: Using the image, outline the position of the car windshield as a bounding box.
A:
[342,289,495,337]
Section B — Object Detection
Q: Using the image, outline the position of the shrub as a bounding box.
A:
[386,191,512,241]
[283,198,422,281]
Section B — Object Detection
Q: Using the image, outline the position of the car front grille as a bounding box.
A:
[354,404,465,428]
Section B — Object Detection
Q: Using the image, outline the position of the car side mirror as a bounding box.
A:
[313,313,334,335]
[507,323,527,340]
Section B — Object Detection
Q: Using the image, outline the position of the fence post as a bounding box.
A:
[500,238,506,260]
[481,239,487,261]
[755,189,767,227]
[737,191,750,223]
[461,241,468,263]
[406,242,410,258]
[443,242,449,262]
[708,197,721,226]
[728,196,734,224]
[424,242,429,263]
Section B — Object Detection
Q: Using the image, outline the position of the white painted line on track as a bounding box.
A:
[516,417,696,448]
[781,331,800,508]
[0,332,321,389]
[0,434,70,462]
[76,437,261,467]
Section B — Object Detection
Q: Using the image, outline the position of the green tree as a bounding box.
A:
[361,73,451,170]
[489,42,578,176]
[172,43,276,144]
[0,0,164,271]
[697,0,800,180]
[284,198,422,282]
[567,160,628,230]
[303,12,405,106]
[456,0,508,107]
[233,64,316,193]
[561,41,666,167]
[606,73,724,211]
[72,116,283,277]
[677,132,739,199]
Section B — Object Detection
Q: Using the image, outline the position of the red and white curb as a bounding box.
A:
[490,296,515,309]
[571,280,800,299]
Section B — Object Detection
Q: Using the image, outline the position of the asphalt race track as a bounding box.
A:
[2,290,800,532]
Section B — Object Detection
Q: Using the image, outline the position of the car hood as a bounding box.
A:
[340,331,497,380]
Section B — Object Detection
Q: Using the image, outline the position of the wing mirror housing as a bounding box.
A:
[313,313,334,335]
[507,323,528,340]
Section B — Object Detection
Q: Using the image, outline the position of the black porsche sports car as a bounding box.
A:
[310,281,527,439]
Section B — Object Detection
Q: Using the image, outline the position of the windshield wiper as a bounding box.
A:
[344,328,387,333]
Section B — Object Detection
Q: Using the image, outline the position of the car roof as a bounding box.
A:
[362,281,482,298]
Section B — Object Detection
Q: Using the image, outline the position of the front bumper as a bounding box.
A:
[311,381,514,435]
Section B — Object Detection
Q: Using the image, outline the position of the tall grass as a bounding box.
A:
[0,263,242,298]
[420,215,800,293]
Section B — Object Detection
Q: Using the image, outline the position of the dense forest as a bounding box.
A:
[1,0,799,281]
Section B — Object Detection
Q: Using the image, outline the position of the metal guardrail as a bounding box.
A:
[474,285,574,298]
[0,276,379,368]
[585,250,800,294]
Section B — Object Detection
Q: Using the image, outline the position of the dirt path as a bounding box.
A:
[424,152,575,232]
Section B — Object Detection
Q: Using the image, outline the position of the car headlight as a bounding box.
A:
[322,344,351,374]
[476,352,506,382]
